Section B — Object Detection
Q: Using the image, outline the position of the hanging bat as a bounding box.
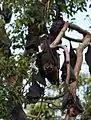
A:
[26,78,44,104]
[61,42,76,83]
[11,104,28,120]
[0,7,12,23]
[36,34,60,86]
[85,44,91,75]
[62,90,83,117]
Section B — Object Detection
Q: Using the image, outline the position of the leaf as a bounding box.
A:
[71,17,76,21]
[30,17,35,23]
[16,19,22,28]
[83,7,87,12]
[86,14,89,17]
[89,4,91,8]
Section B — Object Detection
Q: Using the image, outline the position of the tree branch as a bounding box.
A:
[50,22,69,47]
[75,35,91,78]
[64,34,91,119]
[69,34,91,96]
[64,35,83,43]
[50,44,69,62]
[68,23,90,36]
[64,112,72,120]
[43,92,65,100]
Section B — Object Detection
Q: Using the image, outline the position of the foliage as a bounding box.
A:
[4,0,89,51]
[0,54,34,119]
[81,77,91,120]
[0,0,90,120]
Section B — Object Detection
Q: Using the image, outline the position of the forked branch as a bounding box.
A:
[50,21,91,120]
[69,34,91,96]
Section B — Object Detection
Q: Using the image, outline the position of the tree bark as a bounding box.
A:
[69,34,91,96]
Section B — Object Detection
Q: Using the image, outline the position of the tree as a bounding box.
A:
[0,0,91,120]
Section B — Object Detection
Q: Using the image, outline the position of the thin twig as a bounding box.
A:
[37,94,44,119]
[43,92,65,100]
